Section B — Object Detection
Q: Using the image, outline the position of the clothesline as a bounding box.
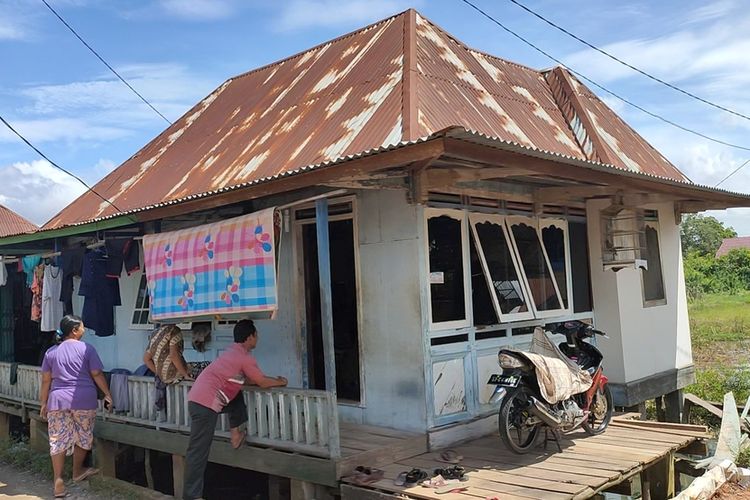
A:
[1,236,143,264]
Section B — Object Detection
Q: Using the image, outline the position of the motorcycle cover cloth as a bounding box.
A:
[510,327,593,404]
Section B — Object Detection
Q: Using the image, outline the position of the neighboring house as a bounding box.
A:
[0,8,748,494]
[716,236,750,258]
[0,204,36,238]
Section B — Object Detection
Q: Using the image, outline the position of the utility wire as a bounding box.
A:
[459,0,750,153]
[40,0,172,126]
[0,114,125,214]
[506,0,750,123]
[715,159,750,188]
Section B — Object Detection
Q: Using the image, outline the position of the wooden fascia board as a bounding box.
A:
[442,137,750,208]
[133,138,446,222]
[551,67,617,165]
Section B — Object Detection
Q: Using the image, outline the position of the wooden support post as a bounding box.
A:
[638,402,647,420]
[315,199,337,399]
[144,449,154,490]
[268,475,289,500]
[655,396,665,422]
[664,390,683,423]
[644,453,675,500]
[29,417,47,453]
[172,454,184,500]
[0,412,10,439]
[291,479,335,500]
[94,438,117,478]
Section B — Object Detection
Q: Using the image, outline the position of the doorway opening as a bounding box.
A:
[297,202,361,403]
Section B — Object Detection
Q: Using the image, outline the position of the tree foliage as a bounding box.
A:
[681,214,737,256]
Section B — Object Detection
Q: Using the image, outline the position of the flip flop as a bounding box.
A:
[231,431,246,449]
[73,467,99,482]
[436,484,468,494]
[352,466,384,485]
[438,449,463,464]
[394,471,408,486]
[54,489,69,498]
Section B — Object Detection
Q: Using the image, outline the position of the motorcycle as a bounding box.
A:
[487,320,613,454]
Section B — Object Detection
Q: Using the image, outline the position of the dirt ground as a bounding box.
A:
[0,462,109,499]
[712,481,750,499]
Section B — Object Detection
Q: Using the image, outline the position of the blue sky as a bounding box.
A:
[1,0,750,234]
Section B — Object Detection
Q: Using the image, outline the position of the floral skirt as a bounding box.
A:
[46,409,97,456]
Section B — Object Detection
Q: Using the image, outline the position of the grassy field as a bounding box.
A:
[686,292,750,403]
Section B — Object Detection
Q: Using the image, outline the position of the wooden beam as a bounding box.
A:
[407,156,439,204]
[172,454,184,500]
[94,420,339,486]
[443,137,750,206]
[315,199,341,460]
[138,139,446,223]
[534,185,619,203]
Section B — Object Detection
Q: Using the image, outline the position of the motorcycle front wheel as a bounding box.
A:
[582,384,613,435]
[498,386,541,454]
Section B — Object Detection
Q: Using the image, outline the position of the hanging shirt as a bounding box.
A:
[30,264,44,322]
[59,247,85,315]
[22,256,41,288]
[79,250,121,337]
[41,265,64,332]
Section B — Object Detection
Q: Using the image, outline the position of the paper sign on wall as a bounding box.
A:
[429,271,445,284]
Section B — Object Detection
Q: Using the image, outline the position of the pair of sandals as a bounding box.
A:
[394,468,429,486]
[352,466,385,485]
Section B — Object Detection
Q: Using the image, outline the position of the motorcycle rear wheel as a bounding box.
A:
[582,385,613,435]
[499,386,541,454]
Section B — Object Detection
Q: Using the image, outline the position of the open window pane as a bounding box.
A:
[642,225,665,303]
[428,214,466,324]
[472,218,531,319]
[541,223,569,309]
[509,221,563,313]
[470,232,498,326]
[569,221,593,313]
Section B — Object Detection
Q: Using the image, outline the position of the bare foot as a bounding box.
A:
[230,430,246,449]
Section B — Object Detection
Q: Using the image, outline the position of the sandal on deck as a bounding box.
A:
[434,465,465,481]
[73,468,99,482]
[394,468,427,486]
[436,484,468,494]
[352,466,384,485]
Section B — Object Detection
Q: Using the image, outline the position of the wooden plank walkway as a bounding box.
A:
[341,419,708,500]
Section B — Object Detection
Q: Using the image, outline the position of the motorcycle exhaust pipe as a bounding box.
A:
[527,396,562,427]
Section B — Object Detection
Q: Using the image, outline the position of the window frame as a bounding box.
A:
[469,213,535,323]
[425,208,471,331]
[538,218,574,314]
[505,216,568,319]
[641,221,667,308]
[130,272,153,330]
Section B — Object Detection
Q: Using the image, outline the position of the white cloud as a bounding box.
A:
[157,0,238,20]
[0,2,31,40]
[0,159,87,225]
[682,0,736,25]
[0,117,131,144]
[276,0,420,31]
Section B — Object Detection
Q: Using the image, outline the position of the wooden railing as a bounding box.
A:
[166,382,340,458]
[0,363,340,458]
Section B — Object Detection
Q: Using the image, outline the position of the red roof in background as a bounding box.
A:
[716,236,750,258]
[0,204,37,237]
[44,9,690,230]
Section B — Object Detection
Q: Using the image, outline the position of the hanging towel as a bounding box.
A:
[109,369,131,413]
[9,363,18,385]
[0,257,7,287]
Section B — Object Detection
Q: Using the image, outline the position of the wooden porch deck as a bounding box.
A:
[341,418,708,500]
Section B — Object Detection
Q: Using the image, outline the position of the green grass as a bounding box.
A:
[685,293,750,413]
[0,438,66,479]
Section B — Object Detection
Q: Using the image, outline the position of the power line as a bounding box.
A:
[40,0,172,126]
[715,159,750,188]
[459,0,750,153]
[0,114,125,214]
[506,0,750,123]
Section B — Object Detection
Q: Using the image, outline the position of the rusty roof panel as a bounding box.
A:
[413,14,584,159]
[44,9,692,231]
[46,14,405,229]
[0,204,37,237]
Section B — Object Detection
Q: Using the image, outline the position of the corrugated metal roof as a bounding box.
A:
[45,9,698,231]
[0,204,37,237]
[716,236,750,258]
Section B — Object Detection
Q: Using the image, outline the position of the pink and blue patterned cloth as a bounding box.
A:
[143,208,278,321]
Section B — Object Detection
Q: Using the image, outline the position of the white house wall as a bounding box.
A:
[355,189,427,432]
[586,199,692,385]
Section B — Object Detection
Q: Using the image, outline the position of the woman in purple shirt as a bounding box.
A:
[40,314,113,498]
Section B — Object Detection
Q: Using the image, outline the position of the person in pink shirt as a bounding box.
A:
[183,319,287,500]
